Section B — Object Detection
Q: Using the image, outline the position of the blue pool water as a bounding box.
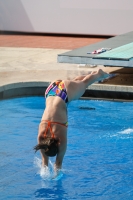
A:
[0,97,133,200]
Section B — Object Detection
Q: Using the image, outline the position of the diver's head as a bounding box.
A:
[34,137,58,157]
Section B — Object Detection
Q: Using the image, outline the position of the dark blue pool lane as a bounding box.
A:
[0,97,133,200]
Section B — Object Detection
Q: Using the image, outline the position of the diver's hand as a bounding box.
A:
[52,169,61,180]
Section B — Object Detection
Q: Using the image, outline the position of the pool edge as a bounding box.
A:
[1,81,133,102]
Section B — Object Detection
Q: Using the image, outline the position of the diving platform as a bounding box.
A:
[58,31,133,67]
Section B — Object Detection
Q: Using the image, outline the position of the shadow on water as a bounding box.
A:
[34,180,67,200]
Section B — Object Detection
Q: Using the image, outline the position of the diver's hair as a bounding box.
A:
[33,137,58,157]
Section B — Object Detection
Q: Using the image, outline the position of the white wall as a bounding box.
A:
[0,0,133,36]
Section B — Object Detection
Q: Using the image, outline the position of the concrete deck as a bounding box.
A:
[0,35,133,101]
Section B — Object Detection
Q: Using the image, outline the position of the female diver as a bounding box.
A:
[34,69,110,174]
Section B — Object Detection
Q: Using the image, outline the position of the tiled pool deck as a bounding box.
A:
[0,34,133,100]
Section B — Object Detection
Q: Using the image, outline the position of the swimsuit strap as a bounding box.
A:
[43,121,54,138]
[42,120,68,138]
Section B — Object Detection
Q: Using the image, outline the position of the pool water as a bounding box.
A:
[0,97,133,200]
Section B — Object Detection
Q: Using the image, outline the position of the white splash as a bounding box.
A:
[34,157,63,180]
[118,128,133,134]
